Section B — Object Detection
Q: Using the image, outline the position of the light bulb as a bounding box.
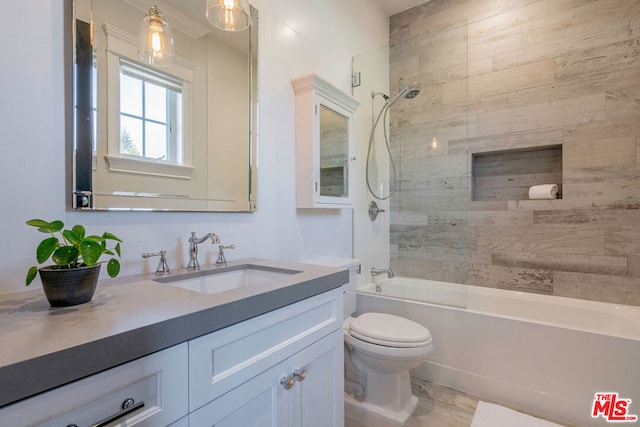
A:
[149,21,163,53]
[224,8,234,30]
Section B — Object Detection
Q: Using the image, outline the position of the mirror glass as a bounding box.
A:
[319,105,349,198]
[72,0,258,212]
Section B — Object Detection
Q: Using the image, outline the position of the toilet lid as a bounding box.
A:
[349,313,432,348]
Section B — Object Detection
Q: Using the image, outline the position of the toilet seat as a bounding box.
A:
[349,313,432,348]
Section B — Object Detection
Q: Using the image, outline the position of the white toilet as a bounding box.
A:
[310,258,433,427]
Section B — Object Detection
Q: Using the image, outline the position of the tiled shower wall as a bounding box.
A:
[388,0,640,305]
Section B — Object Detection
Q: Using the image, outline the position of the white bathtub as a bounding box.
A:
[357,278,640,427]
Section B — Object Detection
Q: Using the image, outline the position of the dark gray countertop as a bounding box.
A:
[0,258,347,408]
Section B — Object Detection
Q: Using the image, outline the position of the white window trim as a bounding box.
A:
[103,23,196,179]
[104,155,194,180]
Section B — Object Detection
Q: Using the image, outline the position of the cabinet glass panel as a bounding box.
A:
[319,105,349,198]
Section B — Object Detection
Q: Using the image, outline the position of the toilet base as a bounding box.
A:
[345,392,418,427]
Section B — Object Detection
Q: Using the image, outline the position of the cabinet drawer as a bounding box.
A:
[189,288,342,411]
[0,343,188,427]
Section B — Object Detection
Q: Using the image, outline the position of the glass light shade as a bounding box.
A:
[138,5,175,66]
[206,0,252,32]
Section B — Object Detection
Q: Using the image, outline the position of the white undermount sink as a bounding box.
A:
[153,264,302,294]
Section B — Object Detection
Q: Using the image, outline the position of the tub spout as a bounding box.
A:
[371,267,394,279]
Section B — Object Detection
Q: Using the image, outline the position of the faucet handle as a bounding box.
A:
[215,244,235,266]
[142,250,171,276]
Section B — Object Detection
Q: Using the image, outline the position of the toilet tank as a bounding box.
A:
[306,257,360,318]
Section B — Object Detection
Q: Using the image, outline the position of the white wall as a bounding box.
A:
[0,0,388,295]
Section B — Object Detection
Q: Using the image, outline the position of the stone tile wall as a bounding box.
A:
[389,0,640,305]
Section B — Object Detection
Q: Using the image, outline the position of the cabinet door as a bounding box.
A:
[317,101,353,205]
[189,361,289,427]
[289,329,344,427]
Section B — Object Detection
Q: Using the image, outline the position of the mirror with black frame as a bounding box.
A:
[70,0,258,212]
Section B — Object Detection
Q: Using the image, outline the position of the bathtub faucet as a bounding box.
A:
[371,267,395,279]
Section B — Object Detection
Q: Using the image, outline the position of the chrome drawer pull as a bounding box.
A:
[280,375,295,390]
[293,369,307,382]
[90,398,145,427]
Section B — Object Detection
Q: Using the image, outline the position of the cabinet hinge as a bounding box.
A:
[315,182,318,192]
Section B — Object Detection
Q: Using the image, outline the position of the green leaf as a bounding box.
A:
[84,235,104,243]
[52,246,79,266]
[36,237,58,264]
[26,219,51,228]
[26,266,38,286]
[79,240,103,265]
[107,258,121,278]
[48,220,64,233]
[63,229,81,245]
[103,232,123,243]
[114,242,121,257]
[27,219,64,234]
[71,225,85,239]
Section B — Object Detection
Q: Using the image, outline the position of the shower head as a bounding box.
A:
[404,88,420,99]
[386,85,420,107]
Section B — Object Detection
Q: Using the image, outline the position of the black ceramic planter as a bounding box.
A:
[39,264,101,307]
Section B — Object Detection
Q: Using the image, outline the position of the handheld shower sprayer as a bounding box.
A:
[366,83,421,201]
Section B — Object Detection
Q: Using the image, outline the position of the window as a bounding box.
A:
[118,59,183,165]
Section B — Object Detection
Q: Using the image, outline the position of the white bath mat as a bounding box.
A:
[471,401,563,427]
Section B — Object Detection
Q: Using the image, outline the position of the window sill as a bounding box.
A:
[105,156,194,180]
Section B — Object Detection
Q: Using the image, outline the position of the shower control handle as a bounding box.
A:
[368,201,385,221]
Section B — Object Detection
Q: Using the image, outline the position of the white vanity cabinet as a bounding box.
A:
[293,74,360,209]
[188,288,344,427]
[0,287,344,427]
[0,343,189,426]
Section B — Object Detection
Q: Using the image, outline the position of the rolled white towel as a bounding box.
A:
[528,184,558,200]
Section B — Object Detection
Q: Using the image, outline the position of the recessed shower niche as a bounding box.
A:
[471,145,563,202]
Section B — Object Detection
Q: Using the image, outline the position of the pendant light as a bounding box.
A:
[138,5,175,66]
[206,0,252,32]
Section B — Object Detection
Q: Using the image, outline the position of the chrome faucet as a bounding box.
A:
[371,267,395,279]
[186,232,220,271]
[215,244,235,266]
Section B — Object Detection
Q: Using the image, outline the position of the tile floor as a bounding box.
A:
[345,377,573,427]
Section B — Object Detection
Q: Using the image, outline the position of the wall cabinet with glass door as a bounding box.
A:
[293,74,360,208]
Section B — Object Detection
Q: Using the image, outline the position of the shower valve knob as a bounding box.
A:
[368,201,385,221]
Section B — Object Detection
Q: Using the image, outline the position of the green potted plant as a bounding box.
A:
[26,219,123,307]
